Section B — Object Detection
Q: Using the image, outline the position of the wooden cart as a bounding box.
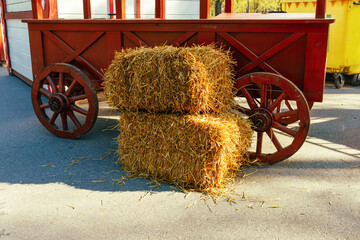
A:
[24,0,333,163]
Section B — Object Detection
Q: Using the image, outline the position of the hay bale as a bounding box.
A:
[117,109,253,194]
[103,45,236,114]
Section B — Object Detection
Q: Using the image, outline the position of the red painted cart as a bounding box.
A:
[24,0,333,163]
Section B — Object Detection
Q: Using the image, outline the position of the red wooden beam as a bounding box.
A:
[115,0,125,19]
[109,0,114,19]
[83,0,91,19]
[155,0,165,19]
[200,0,210,19]
[31,0,38,19]
[4,11,33,19]
[0,0,10,72]
[43,0,58,19]
[225,0,233,13]
[31,0,44,19]
[315,0,326,18]
[136,0,141,18]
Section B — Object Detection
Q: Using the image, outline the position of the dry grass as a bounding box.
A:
[117,109,253,195]
[103,45,236,114]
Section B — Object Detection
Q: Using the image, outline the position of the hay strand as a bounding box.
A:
[117,109,253,195]
[103,45,236,114]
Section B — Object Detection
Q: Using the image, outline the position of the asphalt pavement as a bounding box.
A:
[0,67,359,239]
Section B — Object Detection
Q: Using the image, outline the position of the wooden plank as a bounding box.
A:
[225,0,233,13]
[237,33,306,75]
[83,0,91,19]
[106,31,122,66]
[171,31,196,46]
[303,32,329,101]
[197,31,214,45]
[217,32,280,75]
[42,30,104,79]
[315,0,326,19]
[62,31,105,63]
[123,31,149,47]
[115,0,125,19]
[136,0,140,18]
[31,0,38,19]
[4,11,32,19]
[199,0,209,19]
[28,30,44,77]
[0,0,10,72]
[155,0,165,19]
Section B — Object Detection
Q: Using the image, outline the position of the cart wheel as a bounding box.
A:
[32,63,98,138]
[234,73,310,164]
[334,73,345,89]
[348,74,360,86]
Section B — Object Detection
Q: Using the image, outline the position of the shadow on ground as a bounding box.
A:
[1,69,359,194]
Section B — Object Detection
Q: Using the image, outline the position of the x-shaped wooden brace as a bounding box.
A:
[122,31,197,47]
[217,32,306,76]
[43,31,105,80]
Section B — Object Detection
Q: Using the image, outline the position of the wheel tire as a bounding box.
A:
[334,73,345,89]
[348,74,360,86]
[234,72,310,164]
[31,63,98,139]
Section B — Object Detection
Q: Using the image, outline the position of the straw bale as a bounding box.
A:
[117,109,253,194]
[103,45,236,113]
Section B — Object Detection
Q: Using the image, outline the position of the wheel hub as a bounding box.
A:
[49,93,68,113]
[249,108,273,132]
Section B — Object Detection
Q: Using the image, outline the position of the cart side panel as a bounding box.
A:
[26,19,331,102]
[28,30,44,78]
[215,32,307,91]
[303,32,329,101]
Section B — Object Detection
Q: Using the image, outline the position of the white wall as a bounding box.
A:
[3,0,200,82]
[6,19,32,80]
[58,0,111,19]
[57,0,199,19]
[166,0,199,19]
[5,0,32,12]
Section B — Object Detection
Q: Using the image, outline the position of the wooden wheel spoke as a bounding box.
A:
[70,104,88,116]
[46,76,58,93]
[65,79,77,96]
[236,105,251,116]
[260,84,268,108]
[285,100,294,111]
[59,72,65,93]
[273,122,297,137]
[49,112,59,124]
[273,110,298,122]
[60,112,68,131]
[69,94,87,103]
[40,103,49,109]
[256,131,263,154]
[240,87,257,110]
[67,110,82,128]
[266,129,283,151]
[268,92,287,112]
[39,87,53,98]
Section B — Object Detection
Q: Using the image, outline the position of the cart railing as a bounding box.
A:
[29,0,328,20]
